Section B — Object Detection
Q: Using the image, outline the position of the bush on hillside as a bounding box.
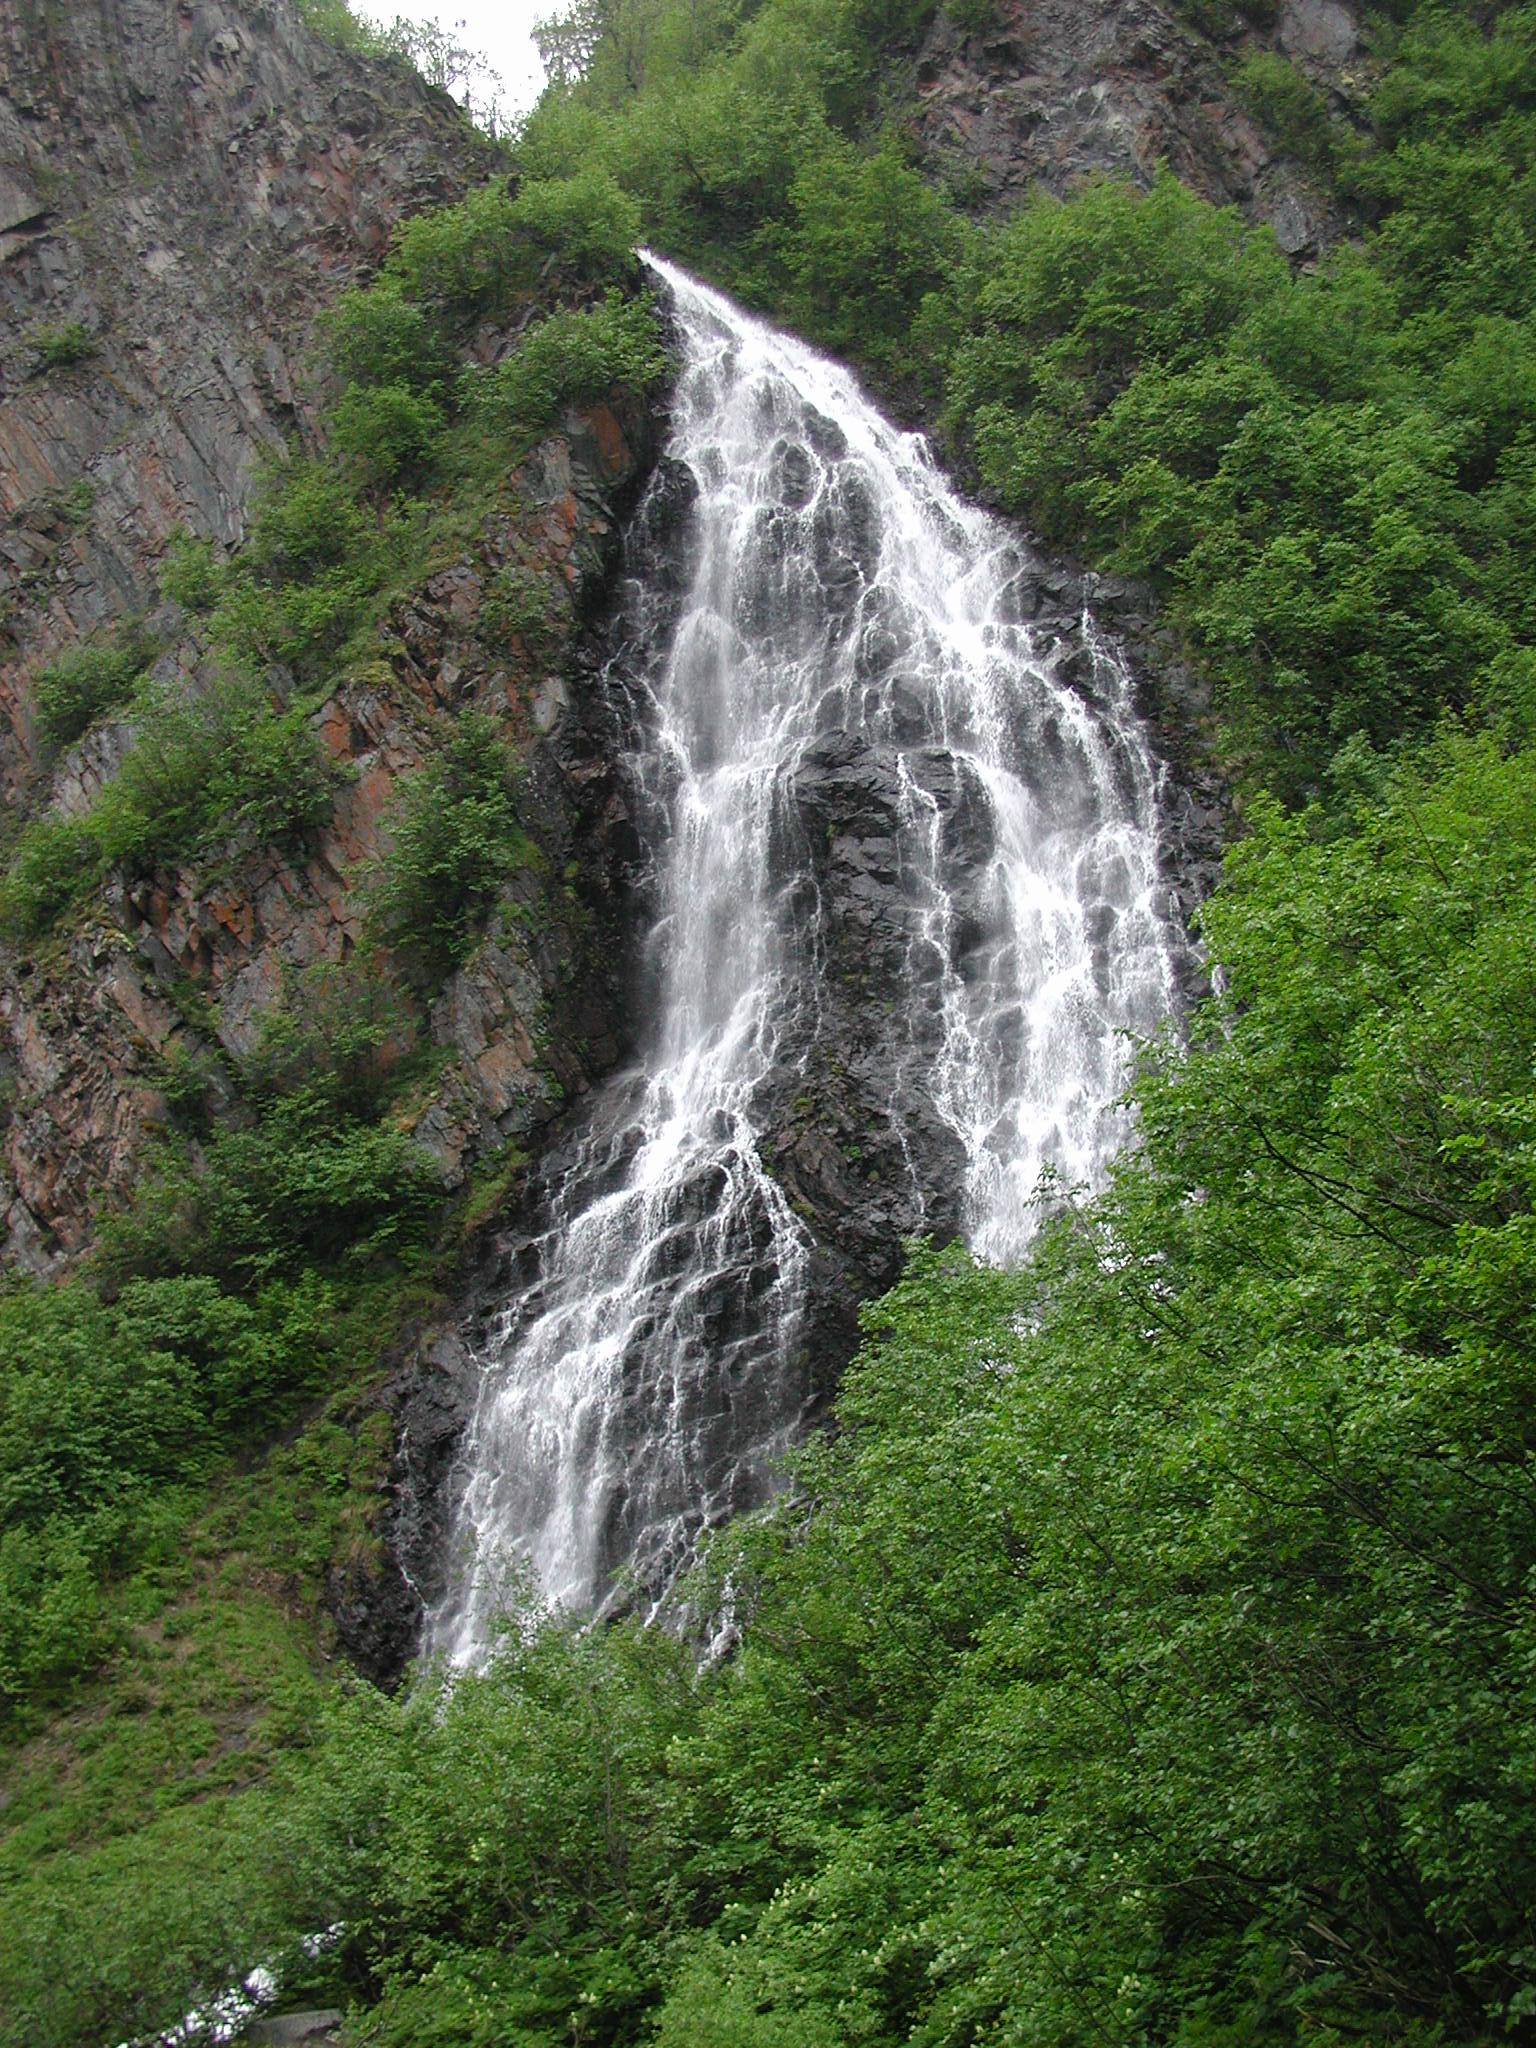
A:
[28,628,157,763]
[367,711,533,983]
[384,183,526,315]
[464,290,664,443]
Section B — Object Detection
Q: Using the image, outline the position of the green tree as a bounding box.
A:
[778,138,965,377]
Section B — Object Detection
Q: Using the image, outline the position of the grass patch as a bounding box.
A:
[25,320,95,375]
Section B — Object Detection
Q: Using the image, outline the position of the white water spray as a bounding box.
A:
[430,261,1181,1660]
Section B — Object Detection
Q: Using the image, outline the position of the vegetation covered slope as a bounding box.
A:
[0,147,664,2047]
[6,0,1536,2042]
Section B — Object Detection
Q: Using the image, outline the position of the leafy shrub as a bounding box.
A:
[466,291,664,444]
[0,1284,204,1532]
[154,1040,230,1135]
[117,1271,343,1427]
[99,1098,438,1291]
[779,138,966,377]
[244,459,378,581]
[0,815,100,940]
[318,282,452,393]
[96,672,340,872]
[28,627,156,763]
[507,168,643,280]
[0,1520,117,1714]
[211,460,394,674]
[384,183,525,315]
[51,477,96,528]
[211,568,375,676]
[0,1278,210,1714]
[328,380,446,485]
[25,319,95,374]
[268,1614,695,2043]
[158,530,224,613]
[368,711,533,982]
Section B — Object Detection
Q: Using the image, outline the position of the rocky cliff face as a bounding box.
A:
[0,0,491,701]
[0,0,660,1268]
[910,0,1362,258]
[1,396,656,1263]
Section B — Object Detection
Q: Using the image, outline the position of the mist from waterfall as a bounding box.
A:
[429,258,1181,1661]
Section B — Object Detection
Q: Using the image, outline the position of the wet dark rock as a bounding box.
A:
[329,1326,485,1682]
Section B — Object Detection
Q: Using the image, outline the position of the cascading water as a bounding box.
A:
[429,258,1182,1662]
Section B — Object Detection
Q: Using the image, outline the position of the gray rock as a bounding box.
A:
[908,0,1353,251]
[1269,193,1317,256]
[0,163,43,237]
[246,2015,343,2047]
[1280,0,1358,67]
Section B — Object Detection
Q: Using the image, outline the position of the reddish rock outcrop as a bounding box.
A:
[0,384,658,1265]
[0,0,659,1267]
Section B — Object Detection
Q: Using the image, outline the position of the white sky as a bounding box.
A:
[414,2,550,117]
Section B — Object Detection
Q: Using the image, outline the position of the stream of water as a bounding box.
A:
[429,260,1181,1660]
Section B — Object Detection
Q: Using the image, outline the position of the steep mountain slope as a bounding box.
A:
[0,0,486,692]
[0,0,660,1270]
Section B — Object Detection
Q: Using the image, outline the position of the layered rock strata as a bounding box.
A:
[0,0,659,1265]
[910,0,1363,258]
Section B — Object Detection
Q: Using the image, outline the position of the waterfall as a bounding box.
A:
[429,259,1182,1661]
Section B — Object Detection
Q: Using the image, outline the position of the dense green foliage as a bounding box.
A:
[943,154,1533,794]
[29,722,1515,2048]
[0,999,442,1726]
[466,289,665,438]
[26,626,157,763]
[0,1272,331,1712]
